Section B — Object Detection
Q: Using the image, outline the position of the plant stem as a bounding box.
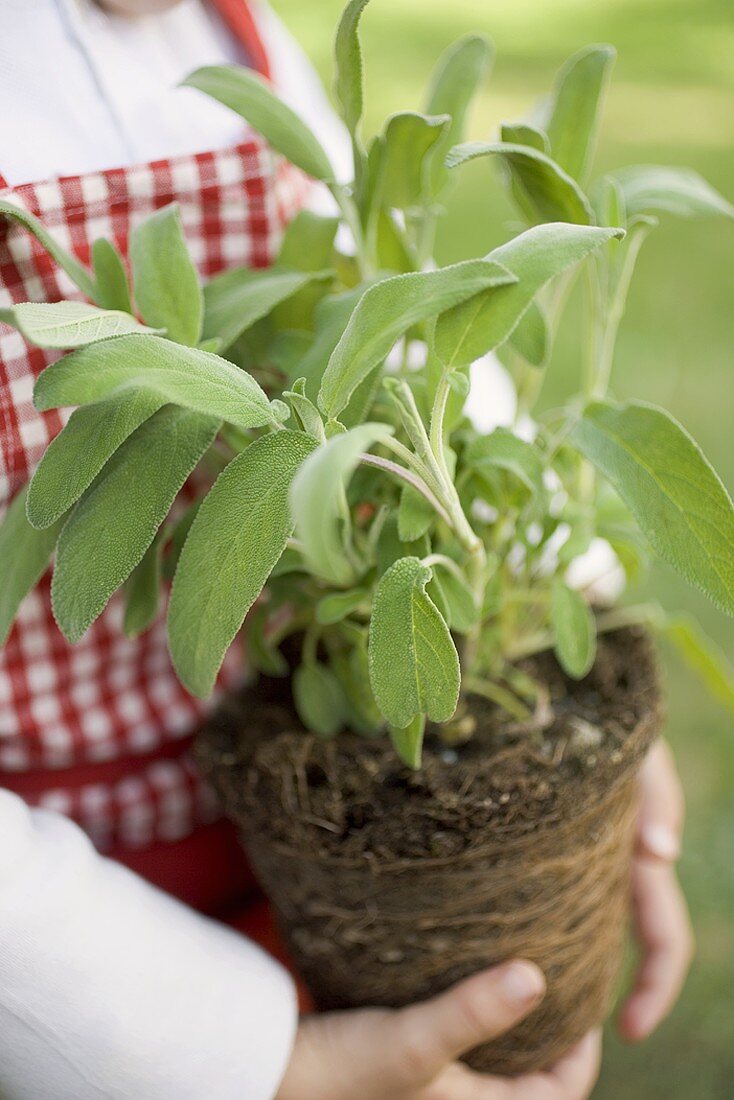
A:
[506,601,663,662]
[358,452,452,526]
[330,183,370,278]
[463,675,532,721]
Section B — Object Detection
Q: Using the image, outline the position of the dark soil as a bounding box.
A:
[198,627,663,1075]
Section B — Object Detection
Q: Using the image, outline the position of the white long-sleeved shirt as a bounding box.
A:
[0,3,349,1098]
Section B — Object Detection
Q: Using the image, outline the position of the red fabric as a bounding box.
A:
[210,0,272,80]
[0,2,311,923]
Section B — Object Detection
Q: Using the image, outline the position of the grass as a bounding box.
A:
[272,1,734,1095]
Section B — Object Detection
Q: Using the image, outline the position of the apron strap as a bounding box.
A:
[209,0,271,80]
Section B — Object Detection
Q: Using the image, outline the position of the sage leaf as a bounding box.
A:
[52,407,219,643]
[398,484,435,542]
[316,587,368,624]
[203,267,332,350]
[551,579,596,679]
[380,112,451,210]
[290,423,394,585]
[544,45,616,185]
[334,0,371,137]
[369,556,460,728]
[571,400,734,616]
[424,34,493,193]
[274,211,339,329]
[389,713,426,770]
[169,430,318,697]
[507,300,549,367]
[500,122,549,154]
[27,390,164,529]
[0,198,96,300]
[123,535,163,638]
[319,260,517,418]
[0,302,157,349]
[663,614,734,715]
[447,141,594,225]
[34,334,276,430]
[293,662,347,737]
[435,223,623,367]
[433,566,479,632]
[130,204,203,346]
[184,66,336,183]
[467,428,545,497]
[611,165,734,220]
[92,238,133,313]
[0,485,64,645]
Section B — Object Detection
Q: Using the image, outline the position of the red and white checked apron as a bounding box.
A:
[0,0,309,917]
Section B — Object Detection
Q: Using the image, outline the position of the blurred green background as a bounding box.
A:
[271,1,734,1096]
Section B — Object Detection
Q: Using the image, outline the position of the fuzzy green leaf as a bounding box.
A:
[52,407,218,643]
[571,400,734,616]
[467,428,545,496]
[448,141,595,225]
[398,484,435,542]
[500,122,549,154]
[0,302,157,349]
[507,300,549,367]
[369,556,460,728]
[274,211,339,329]
[551,579,596,679]
[663,614,734,716]
[316,587,368,624]
[319,260,516,417]
[0,199,96,300]
[27,390,164,529]
[291,423,394,585]
[611,165,734,220]
[293,662,347,737]
[424,34,493,193]
[203,266,332,350]
[433,566,479,632]
[92,238,133,313]
[333,0,371,137]
[380,112,451,210]
[130,204,203,346]
[434,223,623,367]
[0,486,64,645]
[169,431,317,697]
[184,66,335,183]
[123,536,163,638]
[34,334,275,430]
[544,45,616,185]
[389,713,426,769]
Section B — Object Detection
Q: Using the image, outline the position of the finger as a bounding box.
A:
[636,741,685,862]
[428,1029,602,1100]
[385,961,545,1086]
[619,860,695,1041]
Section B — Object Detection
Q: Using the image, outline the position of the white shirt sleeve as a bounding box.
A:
[0,789,297,1100]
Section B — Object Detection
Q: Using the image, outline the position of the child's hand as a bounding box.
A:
[277,961,602,1100]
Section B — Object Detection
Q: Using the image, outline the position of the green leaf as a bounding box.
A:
[500,122,549,154]
[319,260,517,417]
[284,382,326,442]
[52,407,218,643]
[203,266,332,350]
[293,662,347,737]
[34,334,275,430]
[466,427,545,497]
[448,141,595,225]
[184,65,335,183]
[432,565,479,632]
[389,713,426,769]
[368,556,461,728]
[130,204,203,346]
[290,423,393,585]
[92,238,133,313]
[0,301,157,349]
[123,536,163,638]
[27,390,164,529]
[551,579,596,679]
[398,484,435,542]
[274,211,339,329]
[316,587,368,624]
[663,614,734,715]
[424,34,494,194]
[0,198,96,300]
[169,431,317,696]
[380,112,451,210]
[571,400,734,616]
[507,300,549,367]
[0,485,64,645]
[333,0,371,137]
[544,45,616,185]
[434,223,623,367]
[611,165,734,220]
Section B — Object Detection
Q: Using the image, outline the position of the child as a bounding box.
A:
[0,2,690,1097]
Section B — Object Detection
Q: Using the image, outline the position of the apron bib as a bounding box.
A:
[0,0,309,909]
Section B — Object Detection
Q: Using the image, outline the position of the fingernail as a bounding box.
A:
[500,961,545,1007]
[643,824,680,861]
